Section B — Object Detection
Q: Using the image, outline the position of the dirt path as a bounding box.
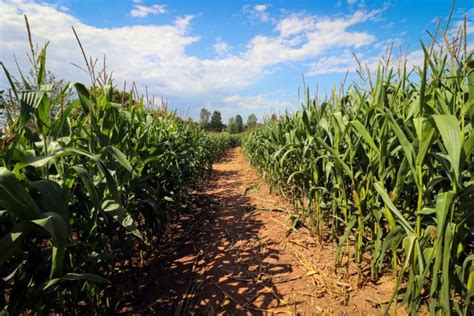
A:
[133,147,394,315]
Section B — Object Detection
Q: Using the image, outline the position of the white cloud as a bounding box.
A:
[307,50,357,76]
[254,4,269,22]
[307,46,429,78]
[174,15,194,32]
[244,3,272,23]
[254,4,267,13]
[347,0,357,6]
[403,49,424,70]
[1,0,389,117]
[1,1,199,94]
[245,10,379,68]
[221,94,294,118]
[130,3,166,18]
[449,8,474,36]
[223,94,289,110]
[276,14,316,38]
[214,37,230,55]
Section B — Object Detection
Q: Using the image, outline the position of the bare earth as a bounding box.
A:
[132,147,396,315]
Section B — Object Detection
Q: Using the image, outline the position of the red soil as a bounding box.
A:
[127,147,398,315]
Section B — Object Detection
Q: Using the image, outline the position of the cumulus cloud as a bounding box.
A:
[214,37,230,55]
[307,46,429,78]
[1,1,199,94]
[309,8,473,80]
[174,15,194,32]
[223,94,290,110]
[449,8,474,36]
[130,3,166,18]
[1,1,384,96]
[253,4,270,22]
[221,94,295,119]
[245,9,379,68]
[307,50,357,76]
[1,0,397,118]
[244,3,272,23]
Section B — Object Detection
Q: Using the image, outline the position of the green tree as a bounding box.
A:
[209,111,224,131]
[199,108,211,129]
[186,116,198,127]
[246,113,258,130]
[235,114,244,133]
[227,117,237,133]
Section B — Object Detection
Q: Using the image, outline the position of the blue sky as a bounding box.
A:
[1,0,473,122]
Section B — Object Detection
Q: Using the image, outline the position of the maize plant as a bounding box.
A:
[0,24,234,313]
[243,22,474,314]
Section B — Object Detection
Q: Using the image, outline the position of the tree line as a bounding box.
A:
[198,108,258,133]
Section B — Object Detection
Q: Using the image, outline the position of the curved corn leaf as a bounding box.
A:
[31,212,68,278]
[107,145,132,172]
[374,182,414,234]
[0,167,41,220]
[0,222,31,264]
[44,273,110,290]
[432,115,462,185]
[102,200,143,240]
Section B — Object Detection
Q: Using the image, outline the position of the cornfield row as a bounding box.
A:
[243,24,474,314]
[0,27,236,313]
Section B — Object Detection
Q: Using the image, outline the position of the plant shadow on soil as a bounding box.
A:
[119,150,293,314]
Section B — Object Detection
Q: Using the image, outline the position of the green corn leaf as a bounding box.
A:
[350,120,380,156]
[14,55,31,91]
[72,165,101,212]
[467,57,474,102]
[14,147,121,202]
[36,44,49,87]
[102,200,143,240]
[30,179,69,225]
[65,147,121,202]
[440,223,454,315]
[50,98,78,137]
[19,91,42,128]
[463,129,474,160]
[0,167,41,220]
[413,117,435,166]
[14,155,55,173]
[335,215,357,260]
[419,41,429,115]
[0,222,31,264]
[36,92,50,131]
[280,148,297,166]
[374,182,414,234]
[432,115,462,185]
[74,82,92,113]
[107,145,132,172]
[44,273,111,290]
[0,61,19,100]
[31,212,68,278]
[387,111,418,188]
[314,136,353,179]
[462,255,474,314]
[430,191,455,299]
